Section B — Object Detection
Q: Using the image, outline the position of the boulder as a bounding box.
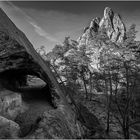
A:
[0,90,22,120]
[28,108,83,139]
[0,115,20,138]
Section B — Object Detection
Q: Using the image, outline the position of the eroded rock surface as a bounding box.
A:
[78,7,126,46]
[0,115,20,138]
[27,108,83,139]
[0,7,105,139]
[100,7,125,43]
[0,90,22,120]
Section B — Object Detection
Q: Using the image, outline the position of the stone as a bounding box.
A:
[0,90,22,120]
[77,17,100,46]
[112,13,125,43]
[28,108,83,139]
[0,115,20,138]
[78,7,126,46]
[77,7,126,71]
[0,8,84,139]
[99,7,126,43]
[89,17,100,32]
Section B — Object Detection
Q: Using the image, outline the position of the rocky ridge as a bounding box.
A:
[78,7,126,46]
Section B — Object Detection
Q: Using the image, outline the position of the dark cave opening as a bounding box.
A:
[19,85,57,109]
[0,69,58,137]
[14,84,57,138]
[0,69,57,109]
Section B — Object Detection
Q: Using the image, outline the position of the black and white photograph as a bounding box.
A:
[0,0,140,139]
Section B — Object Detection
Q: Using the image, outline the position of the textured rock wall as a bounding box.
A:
[78,7,126,46]
[0,8,85,139]
[0,115,20,138]
[0,90,22,120]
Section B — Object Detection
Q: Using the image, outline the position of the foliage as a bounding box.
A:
[37,23,140,138]
[97,25,140,138]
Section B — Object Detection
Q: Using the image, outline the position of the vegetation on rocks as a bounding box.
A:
[0,6,140,139]
[37,7,140,139]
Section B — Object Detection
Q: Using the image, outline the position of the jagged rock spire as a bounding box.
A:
[78,7,126,46]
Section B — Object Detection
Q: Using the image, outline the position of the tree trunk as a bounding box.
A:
[124,63,130,139]
[82,75,88,99]
[106,71,112,134]
[89,72,93,100]
[123,126,130,139]
[124,112,130,139]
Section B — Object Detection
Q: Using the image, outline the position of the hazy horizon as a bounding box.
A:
[1,1,140,52]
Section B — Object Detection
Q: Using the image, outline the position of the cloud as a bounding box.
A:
[0,1,93,48]
[2,1,140,52]
[21,8,92,41]
[29,21,59,42]
[0,1,59,43]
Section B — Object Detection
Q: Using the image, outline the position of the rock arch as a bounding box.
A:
[0,8,83,138]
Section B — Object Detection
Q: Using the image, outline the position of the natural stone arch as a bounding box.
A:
[0,8,84,139]
[0,8,105,139]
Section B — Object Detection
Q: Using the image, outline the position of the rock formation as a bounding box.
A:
[77,7,126,70]
[0,116,20,138]
[78,7,126,46]
[0,90,22,120]
[0,8,103,139]
[0,8,81,138]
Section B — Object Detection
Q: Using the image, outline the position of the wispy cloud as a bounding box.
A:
[22,8,91,40]
[29,21,59,42]
[1,1,59,43]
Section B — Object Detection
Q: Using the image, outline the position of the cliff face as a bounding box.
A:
[0,7,105,139]
[0,8,84,139]
[78,7,126,46]
[77,7,126,70]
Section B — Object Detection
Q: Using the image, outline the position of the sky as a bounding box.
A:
[0,1,140,52]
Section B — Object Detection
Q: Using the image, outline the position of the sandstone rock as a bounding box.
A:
[112,13,125,43]
[28,108,83,139]
[0,7,109,139]
[0,115,20,138]
[100,7,125,43]
[99,7,114,39]
[0,8,84,139]
[77,7,126,71]
[77,17,100,46]
[0,8,68,108]
[0,90,22,120]
[90,17,100,32]
[27,102,104,139]
[78,7,126,46]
